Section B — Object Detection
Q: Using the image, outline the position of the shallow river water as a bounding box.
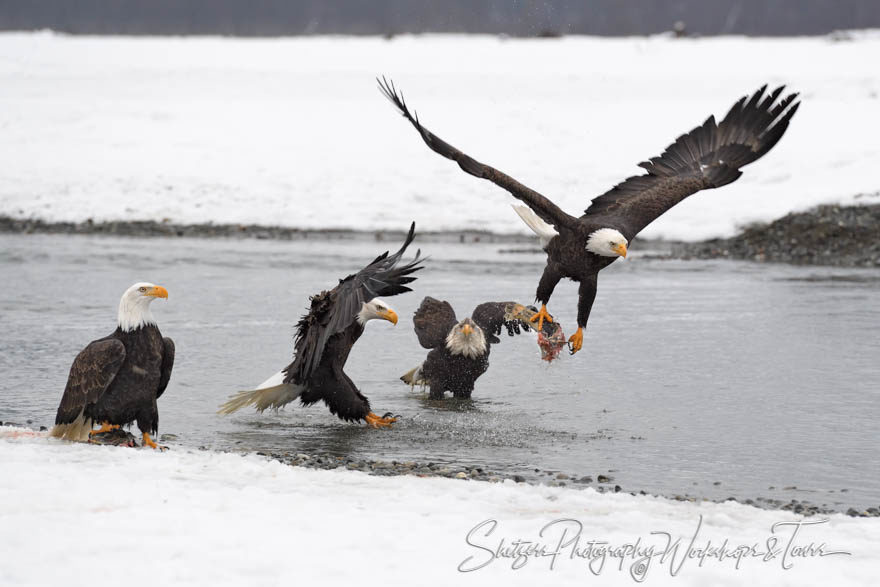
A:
[2,233,878,511]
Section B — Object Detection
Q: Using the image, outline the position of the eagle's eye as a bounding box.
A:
[138,287,147,292]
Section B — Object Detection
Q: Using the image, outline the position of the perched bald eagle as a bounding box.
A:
[50,282,174,449]
[379,79,799,353]
[400,298,553,399]
[220,223,423,427]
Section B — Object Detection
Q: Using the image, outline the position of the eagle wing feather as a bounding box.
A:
[287,223,423,383]
[412,297,458,349]
[582,85,800,240]
[54,337,126,425]
[379,77,576,232]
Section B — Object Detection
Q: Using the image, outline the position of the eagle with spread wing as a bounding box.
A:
[220,223,423,427]
[400,298,555,399]
[379,79,799,354]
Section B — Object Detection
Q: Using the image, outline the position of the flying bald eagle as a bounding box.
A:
[219,223,423,427]
[379,79,800,353]
[401,298,554,399]
[50,282,174,449]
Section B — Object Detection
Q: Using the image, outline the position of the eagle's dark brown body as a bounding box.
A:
[53,324,174,439]
[541,223,617,324]
[421,347,489,399]
[283,293,372,422]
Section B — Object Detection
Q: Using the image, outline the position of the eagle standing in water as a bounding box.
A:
[51,282,174,448]
[401,298,556,399]
[379,79,799,353]
[220,223,423,428]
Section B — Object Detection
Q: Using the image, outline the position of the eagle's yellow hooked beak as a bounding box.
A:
[146,285,169,299]
[461,323,474,336]
[378,308,398,325]
[613,243,628,258]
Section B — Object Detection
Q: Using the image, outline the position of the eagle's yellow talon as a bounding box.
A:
[568,327,584,354]
[142,432,166,450]
[89,422,119,437]
[529,304,553,331]
[365,412,397,429]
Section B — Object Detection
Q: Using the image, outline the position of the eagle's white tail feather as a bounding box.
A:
[49,411,93,442]
[512,204,557,249]
[218,377,304,415]
[256,370,286,390]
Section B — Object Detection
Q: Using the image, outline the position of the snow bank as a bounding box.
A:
[1,32,879,240]
[1,430,877,586]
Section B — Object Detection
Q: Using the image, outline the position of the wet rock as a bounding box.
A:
[455,472,468,479]
[513,475,526,483]
[678,203,880,267]
[556,473,569,480]
[597,474,613,483]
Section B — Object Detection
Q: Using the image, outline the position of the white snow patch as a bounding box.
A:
[1,430,877,586]
[1,32,879,240]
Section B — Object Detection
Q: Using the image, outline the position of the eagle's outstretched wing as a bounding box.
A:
[413,297,458,349]
[583,85,800,240]
[288,223,423,383]
[471,302,530,344]
[378,77,576,231]
[54,337,126,426]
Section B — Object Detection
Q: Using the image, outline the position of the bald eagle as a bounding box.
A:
[379,79,800,353]
[401,298,553,399]
[50,282,174,449]
[219,223,423,427]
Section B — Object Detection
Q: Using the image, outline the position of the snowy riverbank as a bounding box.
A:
[2,32,879,240]
[1,428,878,586]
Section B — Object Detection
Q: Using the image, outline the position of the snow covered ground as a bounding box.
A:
[1,428,877,586]
[1,32,879,240]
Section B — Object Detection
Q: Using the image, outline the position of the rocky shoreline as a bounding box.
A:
[3,202,878,266]
[677,202,880,267]
[252,450,878,519]
[0,216,534,245]
[2,421,875,518]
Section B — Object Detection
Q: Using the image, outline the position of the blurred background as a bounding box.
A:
[2,0,879,37]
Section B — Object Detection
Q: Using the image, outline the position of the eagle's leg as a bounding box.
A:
[533,265,563,331]
[570,274,598,355]
[365,412,397,429]
[529,305,554,331]
[89,422,120,436]
[568,328,584,353]
[141,432,167,450]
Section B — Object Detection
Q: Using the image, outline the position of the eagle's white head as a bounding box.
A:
[117,282,169,332]
[356,298,399,326]
[445,317,488,359]
[586,228,628,258]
